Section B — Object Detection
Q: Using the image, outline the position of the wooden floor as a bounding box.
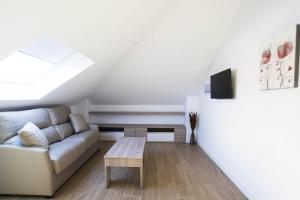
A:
[0,142,247,200]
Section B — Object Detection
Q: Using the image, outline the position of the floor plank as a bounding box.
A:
[0,142,247,200]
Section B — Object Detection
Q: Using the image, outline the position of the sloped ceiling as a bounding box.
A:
[89,0,241,104]
[0,0,176,109]
[0,0,240,109]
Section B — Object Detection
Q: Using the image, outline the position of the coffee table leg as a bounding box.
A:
[105,166,110,188]
[140,164,143,189]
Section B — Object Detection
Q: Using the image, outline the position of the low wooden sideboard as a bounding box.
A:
[93,123,186,143]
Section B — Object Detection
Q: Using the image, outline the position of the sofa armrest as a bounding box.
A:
[88,124,99,133]
[88,124,101,147]
[0,145,55,196]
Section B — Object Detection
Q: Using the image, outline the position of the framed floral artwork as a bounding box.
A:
[259,25,300,90]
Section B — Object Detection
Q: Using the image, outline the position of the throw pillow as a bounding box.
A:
[69,114,89,133]
[18,122,48,149]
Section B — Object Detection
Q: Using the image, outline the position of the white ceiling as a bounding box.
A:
[0,0,240,108]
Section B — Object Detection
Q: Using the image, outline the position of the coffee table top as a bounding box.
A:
[104,137,146,159]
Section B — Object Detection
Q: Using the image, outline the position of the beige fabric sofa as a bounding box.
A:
[0,106,100,196]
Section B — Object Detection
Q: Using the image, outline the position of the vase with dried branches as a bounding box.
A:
[189,112,197,145]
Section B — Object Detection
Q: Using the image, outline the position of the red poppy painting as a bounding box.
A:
[259,25,299,90]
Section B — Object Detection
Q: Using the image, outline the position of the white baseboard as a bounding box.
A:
[198,141,252,200]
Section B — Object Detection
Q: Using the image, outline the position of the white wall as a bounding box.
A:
[89,104,185,125]
[90,104,184,112]
[198,0,300,199]
[90,113,184,125]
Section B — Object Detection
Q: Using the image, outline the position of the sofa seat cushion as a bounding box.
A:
[49,140,85,174]
[64,130,99,149]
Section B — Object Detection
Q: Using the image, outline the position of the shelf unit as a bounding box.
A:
[92,123,186,143]
[89,111,185,115]
[89,109,186,143]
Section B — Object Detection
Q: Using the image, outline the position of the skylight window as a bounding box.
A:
[0,51,54,84]
[0,35,94,100]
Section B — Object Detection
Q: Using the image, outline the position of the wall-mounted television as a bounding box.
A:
[210,68,233,99]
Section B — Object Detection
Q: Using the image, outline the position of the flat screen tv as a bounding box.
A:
[210,68,233,99]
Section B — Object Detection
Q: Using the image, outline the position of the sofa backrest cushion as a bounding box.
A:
[0,108,51,144]
[41,126,61,144]
[47,106,71,125]
[54,122,74,139]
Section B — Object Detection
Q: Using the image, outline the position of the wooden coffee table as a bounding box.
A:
[104,137,146,189]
